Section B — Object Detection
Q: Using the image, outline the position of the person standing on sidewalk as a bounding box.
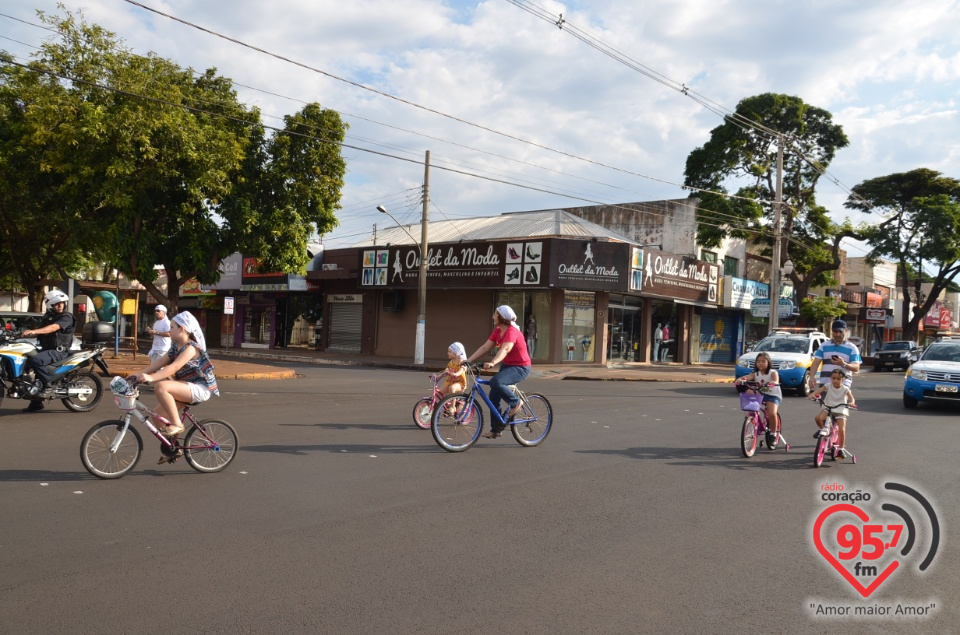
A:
[466,305,531,439]
[147,305,172,364]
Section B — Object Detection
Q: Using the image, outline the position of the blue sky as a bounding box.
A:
[3,0,958,256]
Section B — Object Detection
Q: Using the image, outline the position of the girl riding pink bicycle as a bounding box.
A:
[734,351,782,437]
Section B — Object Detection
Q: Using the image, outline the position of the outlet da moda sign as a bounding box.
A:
[360,238,629,292]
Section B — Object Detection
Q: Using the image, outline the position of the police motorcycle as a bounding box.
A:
[0,296,112,412]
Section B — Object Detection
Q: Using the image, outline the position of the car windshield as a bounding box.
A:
[922,344,960,362]
[881,342,913,351]
[754,337,807,354]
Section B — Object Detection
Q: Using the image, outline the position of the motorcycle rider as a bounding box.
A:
[21,289,76,412]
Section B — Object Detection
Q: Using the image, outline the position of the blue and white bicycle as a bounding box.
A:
[430,363,553,452]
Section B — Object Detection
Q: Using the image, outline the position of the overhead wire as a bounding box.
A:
[1,9,834,255]
[503,0,878,213]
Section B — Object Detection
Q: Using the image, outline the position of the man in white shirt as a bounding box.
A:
[147,305,172,363]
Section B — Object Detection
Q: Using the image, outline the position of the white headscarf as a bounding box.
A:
[496,305,522,333]
[172,310,206,351]
[449,341,467,361]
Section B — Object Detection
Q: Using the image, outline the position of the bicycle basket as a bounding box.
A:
[114,390,139,410]
[739,392,764,412]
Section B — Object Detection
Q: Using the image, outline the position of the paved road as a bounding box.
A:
[1,367,957,633]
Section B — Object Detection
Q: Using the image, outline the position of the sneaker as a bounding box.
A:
[23,400,45,412]
[837,448,847,459]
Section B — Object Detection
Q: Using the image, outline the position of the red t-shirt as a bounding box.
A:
[489,325,531,366]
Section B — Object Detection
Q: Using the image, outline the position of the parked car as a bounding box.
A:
[903,338,960,408]
[0,311,82,351]
[873,340,921,371]
[735,330,829,396]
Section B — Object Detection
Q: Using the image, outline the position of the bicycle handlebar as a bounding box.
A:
[808,395,858,410]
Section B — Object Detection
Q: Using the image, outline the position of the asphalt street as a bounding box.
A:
[1,365,957,633]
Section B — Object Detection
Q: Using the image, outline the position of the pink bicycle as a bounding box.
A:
[810,396,858,467]
[737,380,789,457]
[412,371,473,429]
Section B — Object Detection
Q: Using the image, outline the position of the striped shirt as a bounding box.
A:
[814,340,862,387]
[168,341,220,396]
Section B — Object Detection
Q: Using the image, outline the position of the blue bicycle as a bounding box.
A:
[431,363,553,452]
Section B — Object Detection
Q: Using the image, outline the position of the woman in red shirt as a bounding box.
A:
[467,305,532,439]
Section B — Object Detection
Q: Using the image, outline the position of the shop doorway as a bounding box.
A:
[607,295,642,362]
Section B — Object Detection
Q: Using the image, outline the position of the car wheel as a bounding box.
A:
[796,371,811,397]
[903,393,918,409]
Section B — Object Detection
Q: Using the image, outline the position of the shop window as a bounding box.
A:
[563,291,595,362]
[495,290,552,361]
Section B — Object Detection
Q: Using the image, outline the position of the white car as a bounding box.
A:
[735,331,828,396]
[903,338,960,408]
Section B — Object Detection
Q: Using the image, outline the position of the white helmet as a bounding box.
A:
[45,289,69,305]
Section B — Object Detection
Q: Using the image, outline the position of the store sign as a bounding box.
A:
[858,307,888,324]
[723,276,770,310]
[641,250,720,304]
[924,301,946,328]
[358,239,627,292]
[329,294,362,303]
[180,277,217,297]
[750,298,793,318]
[550,241,627,291]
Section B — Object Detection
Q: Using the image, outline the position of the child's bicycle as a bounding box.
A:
[809,395,858,467]
[79,377,239,479]
[431,363,553,452]
[736,380,788,457]
[412,371,474,429]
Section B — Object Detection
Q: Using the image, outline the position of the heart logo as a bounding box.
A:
[813,504,900,597]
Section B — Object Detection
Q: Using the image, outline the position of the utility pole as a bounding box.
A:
[769,136,784,333]
[415,151,430,366]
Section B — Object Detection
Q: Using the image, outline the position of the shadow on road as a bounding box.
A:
[243,442,441,455]
[576,446,825,471]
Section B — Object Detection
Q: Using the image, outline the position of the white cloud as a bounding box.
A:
[3,0,958,247]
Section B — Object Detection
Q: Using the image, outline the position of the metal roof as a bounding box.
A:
[352,209,641,248]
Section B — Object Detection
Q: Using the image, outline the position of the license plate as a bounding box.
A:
[883,361,894,366]
[935,384,958,393]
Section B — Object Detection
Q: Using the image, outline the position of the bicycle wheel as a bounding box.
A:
[80,420,143,479]
[740,414,758,457]
[184,419,239,473]
[510,393,552,447]
[62,370,104,413]
[412,398,434,430]
[432,394,482,452]
[814,435,827,468]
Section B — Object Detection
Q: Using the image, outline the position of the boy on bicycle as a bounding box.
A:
[810,368,857,459]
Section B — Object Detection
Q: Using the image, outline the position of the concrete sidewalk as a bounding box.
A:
[103,347,735,384]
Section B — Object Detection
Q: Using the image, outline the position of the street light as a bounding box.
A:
[378,204,428,365]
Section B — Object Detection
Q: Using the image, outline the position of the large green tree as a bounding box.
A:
[1,9,347,311]
[684,93,857,300]
[0,46,104,309]
[845,168,960,340]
